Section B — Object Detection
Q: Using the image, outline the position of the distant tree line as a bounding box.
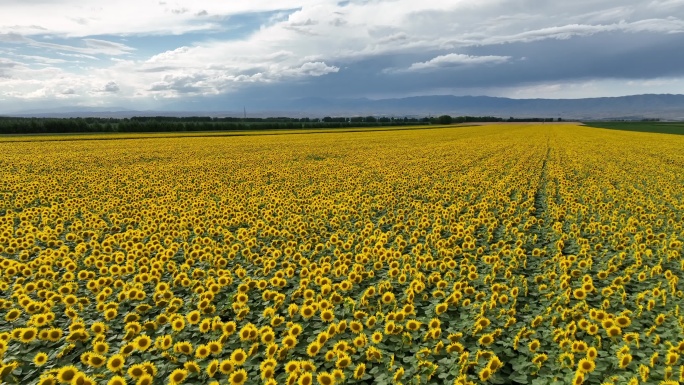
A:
[0,115,563,135]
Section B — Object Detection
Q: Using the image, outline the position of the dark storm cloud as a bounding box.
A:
[226,30,684,99]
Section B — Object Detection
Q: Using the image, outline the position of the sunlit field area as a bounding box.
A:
[1,123,683,385]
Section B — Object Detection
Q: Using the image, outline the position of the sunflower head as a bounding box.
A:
[32,352,48,367]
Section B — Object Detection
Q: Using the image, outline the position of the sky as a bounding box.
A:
[1,0,684,112]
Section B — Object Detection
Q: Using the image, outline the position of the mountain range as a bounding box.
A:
[3,94,684,120]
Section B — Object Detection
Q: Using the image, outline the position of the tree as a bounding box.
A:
[438,115,453,124]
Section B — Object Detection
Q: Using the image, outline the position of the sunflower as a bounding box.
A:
[384,321,395,335]
[156,335,173,350]
[38,375,57,385]
[487,356,503,372]
[134,335,152,351]
[72,373,97,385]
[353,363,366,380]
[229,369,248,385]
[219,359,235,375]
[207,359,219,378]
[298,372,313,385]
[317,372,335,385]
[478,333,495,346]
[573,288,587,300]
[187,310,201,325]
[320,310,335,322]
[57,365,79,383]
[292,360,310,372]
[616,316,631,328]
[261,331,275,345]
[88,353,107,368]
[4,309,21,322]
[107,376,126,385]
[104,308,118,321]
[336,353,351,369]
[282,335,297,349]
[128,364,147,379]
[577,358,595,373]
[174,341,193,355]
[406,320,421,331]
[195,344,210,359]
[587,324,599,335]
[135,374,153,385]
[265,343,278,357]
[300,305,315,319]
[169,368,188,384]
[47,328,63,342]
[289,323,303,337]
[619,353,633,369]
[81,351,91,366]
[258,359,275,372]
[528,340,540,352]
[202,340,220,355]
[20,327,38,343]
[33,352,48,366]
[572,372,584,385]
[142,362,157,377]
[317,331,330,345]
[93,341,109,355]
[229,348,248,365]
[223,321,237,335]
[479,367,492,381]
[586,347,598,360]
[261,365,275,380]
[238,328,252,341]
[307,341,321,357]
[381,292,395,304]
[666,352,680,366]
[285,360,300,374]
[171,317,185,332]
[532,354,548,366]
[199,319,212,333]
[269,315,284,328]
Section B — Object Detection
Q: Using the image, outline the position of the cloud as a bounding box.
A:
[83,39,135,55]
[0,33,134,55]
[93,81,120,93]
[144,61,338,97]
[13,54,68,65]
[411,53,511,70]
[0,58,22,69]
[288,62,339,77]
[388,54,512,73]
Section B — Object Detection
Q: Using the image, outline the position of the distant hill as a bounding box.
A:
[278,94,684,120]
[4,94,684,120]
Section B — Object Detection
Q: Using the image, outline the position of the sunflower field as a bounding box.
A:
[0,123,683,385]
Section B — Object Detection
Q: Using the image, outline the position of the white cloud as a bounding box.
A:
[396,54,511,73]
[97,81,120,93]
[0,33,134,55]
[0,0,327,37]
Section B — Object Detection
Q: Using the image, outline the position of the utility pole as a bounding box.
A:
[243,107,246,119]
